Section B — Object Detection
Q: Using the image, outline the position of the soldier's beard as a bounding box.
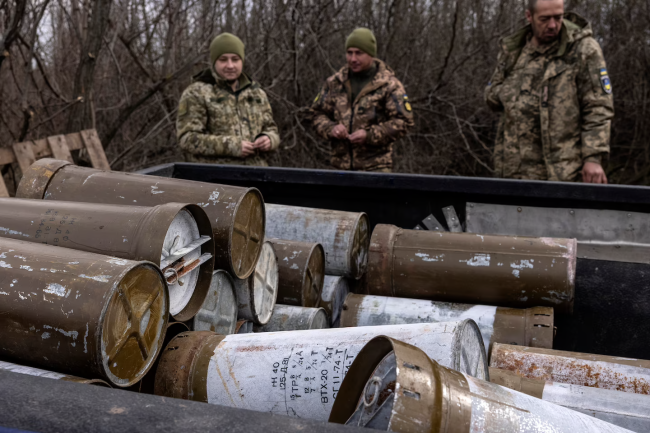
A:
[532,22,561,45]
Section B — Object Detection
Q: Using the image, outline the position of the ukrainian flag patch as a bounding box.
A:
[599,68,612,94]
[403,94,412,112]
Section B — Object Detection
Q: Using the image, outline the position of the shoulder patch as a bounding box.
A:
[403,94,412,112]
[599,68,612,94]
[314,92,321,103]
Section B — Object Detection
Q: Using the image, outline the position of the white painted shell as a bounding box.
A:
[234,242,278,325]
[192,270,237,335]
[320,276,350,326]
[254,305,329,332]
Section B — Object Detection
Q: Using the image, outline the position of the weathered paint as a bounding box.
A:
[341,294,554,352]
[490,368,650,433]
[192,270,237,335]
[15,158,264,279]
[267,239,325,308]
[0,360,110,387]
[365,224,577,314]
[490,344,650,395]
[235,320,253,334]
[234,241,278,325]
[265,204,369,279]
[254,305,329,332]
[330,337,632,433]
[154,320,488,421]
[319,276,350,327]
[0,237,168,387]
[0,198,214,321]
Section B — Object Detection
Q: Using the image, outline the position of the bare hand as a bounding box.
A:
[331,124,348,140]
[254,135,271,152]
[241,141,256,157]
[582,162,608,184]
[348,129,367,145]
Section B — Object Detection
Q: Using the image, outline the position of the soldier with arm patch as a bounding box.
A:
[484,0,614,183]
[310,28,414,172]
[176,33,280,166]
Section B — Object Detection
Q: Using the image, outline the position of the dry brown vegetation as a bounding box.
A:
[1,0,649,184]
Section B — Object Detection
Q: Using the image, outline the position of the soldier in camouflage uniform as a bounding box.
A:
[485,0,614,183]
[311,28,414,172]
[176,33,280,166]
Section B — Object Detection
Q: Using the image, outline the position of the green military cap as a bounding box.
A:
[210,33,245,65]
[345,28,377,57]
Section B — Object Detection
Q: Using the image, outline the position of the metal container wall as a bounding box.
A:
[268,239,325,308]
[330,336,632,433]
[0,361,110,387]
[254,305,329,332]
[16,159,265,280]
[191,270,237,334]
[491,344,650,395]
[0,198,214,321]
[490,368,650,433]
[265,204,369,279]
[234,241,278,325]
[154,320,488,420]
[320,276,350,327]
[340,294,554,351]
[0,238,169,387]
[365,224,577,314]
[235,320,253,334]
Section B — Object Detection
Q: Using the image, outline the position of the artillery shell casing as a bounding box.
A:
[319,276,350,327]
[265,204,369,279]
[365,224,577,314]
[490,343,650,395]
[0,238,169,387]
[153,320,488,420]
[267,239,325,308]
[191,270,237,335]
[235,320,253,334]
[0,197,214,321]
[0,360,110,387]
[16,158,265,280]
[330,336,632,433]
[340,293,554,351]
[490,367,650,432]
[253,305,329,332]
[234,241,278,325]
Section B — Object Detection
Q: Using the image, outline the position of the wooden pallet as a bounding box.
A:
[0,129,110,197]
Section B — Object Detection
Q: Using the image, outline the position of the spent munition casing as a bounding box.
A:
[191,270,237,335]
[319,275,350,327]
[0,360,110,387]
[253,305,329,332]
[234,241,278,325]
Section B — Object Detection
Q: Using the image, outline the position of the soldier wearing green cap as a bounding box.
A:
[176,33,280,166]
[310,28,414,172]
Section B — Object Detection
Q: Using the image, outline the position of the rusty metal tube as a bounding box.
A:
[153,320,488,420]
[490,368,650,433]
[234,241,278,325]
[235,320,253,334]
[253,305,329,332]
[0,360,111,387]
[265,204,369,279]
[16,158,265,280]
[340,294,554,352]
[0,197,214,321]
[0,237,169,387]
[490,343,650,395]
[267,239,325,308]
[365,224,577,314]
[330,337,632,433]
[319,276,350,327]
[191,270,237,335]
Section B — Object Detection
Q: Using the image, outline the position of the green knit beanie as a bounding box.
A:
[345,28,377,57]
[210,33,245,66]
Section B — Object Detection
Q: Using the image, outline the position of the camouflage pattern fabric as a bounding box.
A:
[310,59,414,171]
[176,70,280,166]
[485,13,614,182]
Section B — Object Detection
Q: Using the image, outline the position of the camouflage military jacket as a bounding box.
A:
[311,60,414,171]
[485,13,614,182]
[176,70,280,166]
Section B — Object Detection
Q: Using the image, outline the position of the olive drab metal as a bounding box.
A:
[15,159,265,280]
[234,241,278,325]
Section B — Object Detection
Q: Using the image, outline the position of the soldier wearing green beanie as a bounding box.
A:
[176,32,280,166]
[311,28,413,172]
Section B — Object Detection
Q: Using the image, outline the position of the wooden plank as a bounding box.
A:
[65,132,84,151]
[80,129,110,170]
[47,135,74,163]
[0,175,10,197]
[32,139,51,159]
[12,141,36,174]
[0,147,16,166]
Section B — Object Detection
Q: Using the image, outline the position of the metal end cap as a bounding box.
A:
[364,224,400,296]
[15,158,73,199]
[229,188,265,279]
[303,243,326,307]
[349,213,370,280]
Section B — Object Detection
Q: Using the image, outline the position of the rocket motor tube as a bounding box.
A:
[330,336,633,433]
[16,159,265,280]
[365,224,577,314]
[0,198,214,321]
[0,238,169,387]
[153,320,489,421]
[340,294,554,352]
